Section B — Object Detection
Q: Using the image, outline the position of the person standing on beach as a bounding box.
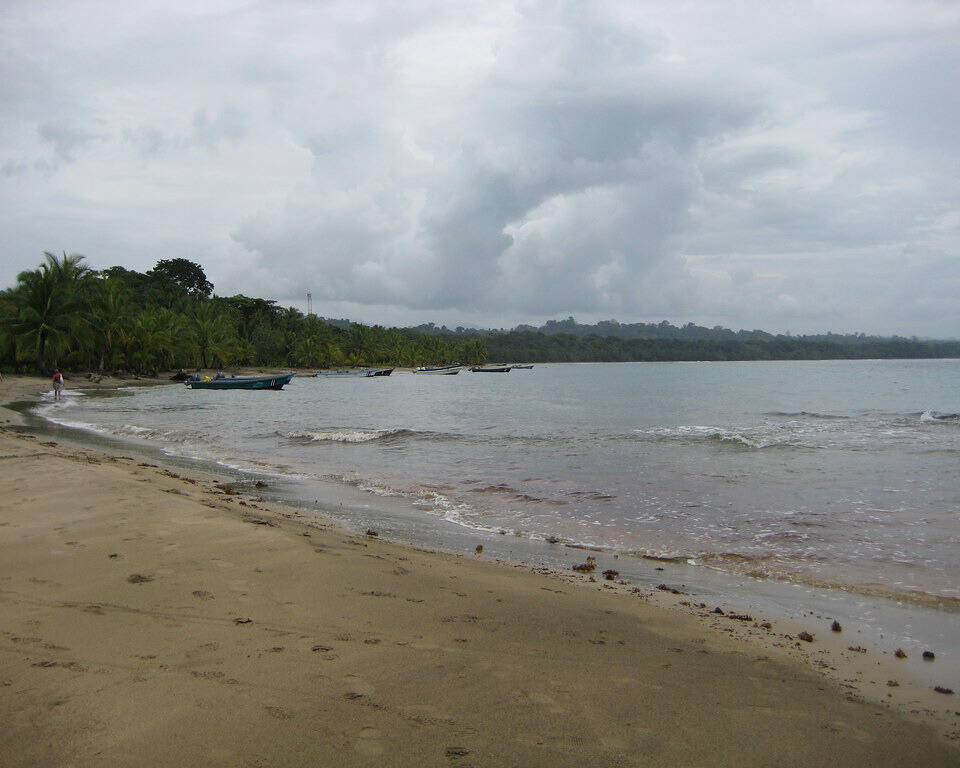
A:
[52,369,64,401]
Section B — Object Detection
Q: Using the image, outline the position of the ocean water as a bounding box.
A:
[35,359,960,614]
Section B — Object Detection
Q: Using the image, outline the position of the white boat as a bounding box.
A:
[315,368,393,377]
[315,369,373,377]
[412,364,463,375]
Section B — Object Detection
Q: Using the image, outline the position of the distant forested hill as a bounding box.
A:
[479,332,960,363]
[405,318,960,363]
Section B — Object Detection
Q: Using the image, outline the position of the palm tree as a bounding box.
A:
[0,289,18,363]
[185,302,239,369]
[9,252,94,371]
[293,335,323,368]
[382,330,411,366]
[91,277,135,371]
[416,332,453,365]
[344,324,379,365]
[43,251,93,285]
[293,315,336,368]
[129,307,183,372]
[457,338,489,365]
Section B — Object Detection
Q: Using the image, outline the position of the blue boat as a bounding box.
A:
[184,373,295,390]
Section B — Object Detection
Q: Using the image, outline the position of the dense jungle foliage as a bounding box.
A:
[1,253,958,375]
[0,253,487,373]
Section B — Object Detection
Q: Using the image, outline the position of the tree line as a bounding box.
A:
[515,316,934,345]
[2,253,958,376]
[0,253,487,374]
[476,330,960,363]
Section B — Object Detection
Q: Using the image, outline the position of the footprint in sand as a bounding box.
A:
[342,673,376,697]
[519,691,568,714]
[825,720,873,743]
[354,727,383,756]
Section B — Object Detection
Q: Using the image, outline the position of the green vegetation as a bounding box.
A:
[2,253,958,375]
[476,329,960,363]
[0,253,485,374]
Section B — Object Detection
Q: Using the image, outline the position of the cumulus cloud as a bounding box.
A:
[1,0,958,336]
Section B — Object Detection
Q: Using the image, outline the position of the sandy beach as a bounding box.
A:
[1,374,957,767]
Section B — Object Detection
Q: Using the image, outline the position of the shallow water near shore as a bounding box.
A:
[25,359,960,692]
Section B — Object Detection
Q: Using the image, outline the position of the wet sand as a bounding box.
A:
[1,374,957,766]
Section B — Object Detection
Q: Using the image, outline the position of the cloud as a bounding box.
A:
[0,0,958,337]
[36,122,109,166]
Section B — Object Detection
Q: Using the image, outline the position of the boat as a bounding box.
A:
[412,364,463,375]
[470,365,512,373]
[511,364,534,370]
[315,369,374,377]
[315,368,393,378]
[184,373,295,390]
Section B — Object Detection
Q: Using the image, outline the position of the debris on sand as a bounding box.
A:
[658,584,686,595]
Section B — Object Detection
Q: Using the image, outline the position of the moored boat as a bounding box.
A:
[511,364,534,369]
[470,365,512,372]
[315,369,374,377]
[413,364,463,375]
[315,368,393,377]
[184,373,295,390]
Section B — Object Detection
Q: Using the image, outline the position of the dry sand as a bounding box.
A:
[1,374,957,767]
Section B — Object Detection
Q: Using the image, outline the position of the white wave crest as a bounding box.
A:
[282,428,405,443]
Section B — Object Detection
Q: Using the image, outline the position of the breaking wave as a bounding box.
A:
[35,411,194,445]
[634,409,960,452]
[280,428,419,444]
[920,410,960,423]
[635,424,804,450]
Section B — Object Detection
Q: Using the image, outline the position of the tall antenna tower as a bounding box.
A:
[307,292,313,316]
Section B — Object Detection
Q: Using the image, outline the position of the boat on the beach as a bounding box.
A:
[413,364,463,375]
[470,365,512,373]
[365,368,394,377]
[183,373,295,390]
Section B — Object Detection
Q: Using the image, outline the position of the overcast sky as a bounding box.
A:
[2,0,958,337]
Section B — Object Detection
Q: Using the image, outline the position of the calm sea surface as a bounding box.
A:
[35,360,960,612]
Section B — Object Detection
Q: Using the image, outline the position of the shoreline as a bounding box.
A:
[1,373,958,764]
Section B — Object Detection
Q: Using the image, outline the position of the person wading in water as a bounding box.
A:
[52,369,64,401]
